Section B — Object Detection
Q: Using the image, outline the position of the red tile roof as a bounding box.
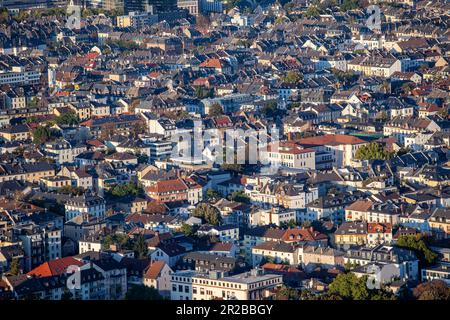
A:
[27,257,84,277]
[297,134,367,146]
[346,199,373,212]
[262,263,303,274]
[210,242,233,252]
[144,261,167,280]
[268,141,315,155]
[282,227,327,242]
[146,178,188,194]
[200,58,223,69]
[368,223,392,234]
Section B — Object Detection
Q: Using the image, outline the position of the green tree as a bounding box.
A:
[376,111,389,122]
[102,235,115,249]
[328,272,370,300]
[56,111,79,126]
[355,142,393,161]
[9,258,20,275]
[413,280,450,300]
[230,190,250,203]
[0,8,9,24]
[206,188,220,200]
[287,219,297,228]
[59,185,85,196]
[332,69,359,86]
[396,235,438,266]
[32,126,60,144]
[302,220,312,228]
[125,285,163,300]
[195,86,213,99]
[109,182,142,197]
[341,0,359,11]
[221,149,244,173]
[133,234,148,259]
[221,162,244,173]
[102,234,133,250]
[61,288,73,300]
[208,103,224,117]
[344,261,360,271]
[137,153,149,164]
[225,0,241,10]
[180,223,198,237]
[14,10,29,22]
[305,5,321,18]
[193,203,222,225]
[282,71,302,84]
[401,82,415,94]
[437,107,448,118]
[261,101,279,118]
[275,286,300,300]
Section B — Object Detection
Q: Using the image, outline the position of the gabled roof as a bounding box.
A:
[27,257,84,277]
[282,227,328,242]
[144,260,167,280]
[146,178,188,194]
[345,199,374,212]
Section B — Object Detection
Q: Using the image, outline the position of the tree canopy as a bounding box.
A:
[108,182,143,198]
[341,0,360,11]
[396,235,438,267]
[355,142,393,161]
[102,234,133,250]
[56,111,80,126]
[274,286,300,300]
[305,5,322,18]
[261,101,281,118]
[230,190,250,204]
[282,71,302,84]
[206,188,221,200]
[413,280,450,300]
[133,234,148,259]
[9,258,21,275]
[328,273,396,300]
[208,103,224,117]
[192,203,222,225]
[32,126,61,144]
[180,223,198,237]
[59,185,85,196]
[125,285,163,300]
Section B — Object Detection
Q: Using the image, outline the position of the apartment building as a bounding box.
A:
[267,141,316,170]
[13,223,62,272]
[249,207,297,227]
[0,162,55,183]
[189,269,283,300]
[296,134,368,168]
[64,194,106,221]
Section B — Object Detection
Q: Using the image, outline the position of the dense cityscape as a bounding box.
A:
[0,0,449,302]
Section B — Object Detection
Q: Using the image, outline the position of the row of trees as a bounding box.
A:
[305,0,361,18]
